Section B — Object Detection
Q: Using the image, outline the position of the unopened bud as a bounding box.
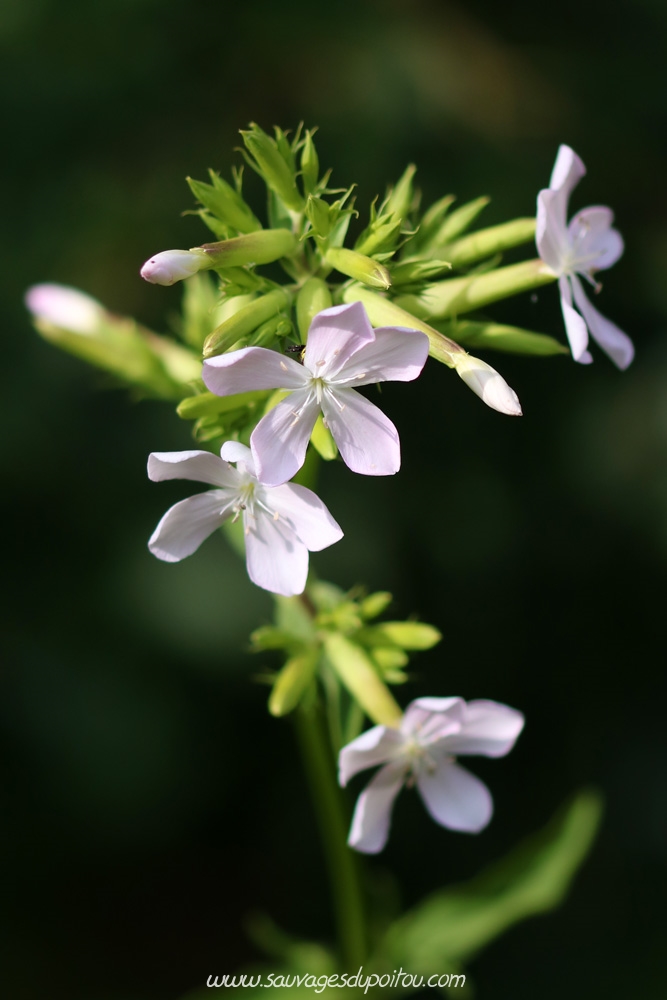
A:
[325,247,391,290]
[25,283,105,334]
[296,277,332,342]
[453,353,522,416]
[140,249,208,286]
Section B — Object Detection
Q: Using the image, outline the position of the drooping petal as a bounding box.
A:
[25,283,105,335]
[549,144,586,199]
[416,761,493,833]
[454,355,523,416]
[251,390,321,486]
[536,189,568,274]
[266,482,343,551]
[219,441,257,478]
[347,762,406,854]
[440,700,525,758]
[570,275,634,370]
[148,490,233,562]
[334,327,429,387]
[568,207,624,272]
[148,450,239,488]
[320,387,401,476]
[203,346,307,396]
[243,508,309,596]
[558,276,592,364]
[303,302,375,380]
[338,725,406,786]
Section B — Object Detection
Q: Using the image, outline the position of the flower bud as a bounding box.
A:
[443,218,537,269]
[384,163,417,221]
[25,283,105,335]
[323,633,403,727]
[452,353,523,416]
[240,122,304,212]
[187,171,261,234]
[140,249,208,286]
[300,131,319,195]
[202,288,291,358]
[325,247,391,290]
[296,277,332,342]
[201,229,298,268]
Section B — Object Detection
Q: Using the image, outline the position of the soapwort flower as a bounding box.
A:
[536,144,634,369]
[338,696,524,854]
[202,302,430,486]
[147,442,343,596]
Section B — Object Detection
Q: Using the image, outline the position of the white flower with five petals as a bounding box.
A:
[202,302,429,486]
[536,144,634,369]
[338,696,524,854]
[147,442,343,596]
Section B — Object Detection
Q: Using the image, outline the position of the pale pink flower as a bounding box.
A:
[202,302,429,486]
[339,696,524,854]
[148,442,343,596]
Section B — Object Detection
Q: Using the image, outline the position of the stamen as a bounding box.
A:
[279,360,288,371]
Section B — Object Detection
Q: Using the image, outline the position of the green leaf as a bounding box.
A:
[382,790,603,971]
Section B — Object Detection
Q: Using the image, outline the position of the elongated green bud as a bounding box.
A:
[202,288,290,358]
[241,123,305,212]
[177,388,268,419]
[371,621,442,650]
[251,314,293,347]
[384,164,417,220]
[187,172,262,233]
[443,218,537,269]
[341,284,464,366]
[300,131,319,194]
[426,195,490,250]
[389,259,452,285]
[354,213,402,256]
[395,258,557,321]
[325,247,391,289]
[269,650,319,717]
[296,277,332,341]
[359,591,393,620]
[202,229,298,268]
[323,633,403,727]
[439,319,568,356]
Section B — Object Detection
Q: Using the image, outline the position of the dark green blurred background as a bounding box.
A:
[3,0,667,995]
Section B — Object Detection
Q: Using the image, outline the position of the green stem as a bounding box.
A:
[294,706,366,969]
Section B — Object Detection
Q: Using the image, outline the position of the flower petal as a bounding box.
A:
[243,507,309,596]
[536,189,568,274]
[251,390,320,486]
[266,482,343,551]
[549,144,586,198]
[417,761,493,833]
[321,387,401,476]
[347,762,406,854]
[442,700,525,758]
[334,327,429,387]
[303,302,376,380]
[570,275,634,370]
[338,725,405,786]
[148,490,233,562]
[219,441,257,478]
[559,276,592,364]
[403,697,466,744]
[203,346,307,396]
[568,207,624,272]
[148,450,239,488]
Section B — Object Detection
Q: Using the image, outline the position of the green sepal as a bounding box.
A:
[389,258,452,285]
[443,217,537,270]
[370,646,409,671]
[384,163,418,221]
[437,319,569,356]
[268,648,319,717]
[296,277,333,342]
[325,247,391,290]
[203,288,291,358]
[187,171,262,234]
[177,389,269,420]
[354,212,402,257]
[425,195,491,251]
[201,229,298,269]
[364,620,442,650]
[300,130,320,195]
[359,591,393,620]
[411,194,456,251]
[322,633,403,727]
[249,626,296,652]
[310,414,337,460]
[240,122,305,212]
[179,272,224,350]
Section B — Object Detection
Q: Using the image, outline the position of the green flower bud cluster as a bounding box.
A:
[251,582,441,732]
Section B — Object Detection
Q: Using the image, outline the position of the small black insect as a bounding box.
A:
[284,344,307,364]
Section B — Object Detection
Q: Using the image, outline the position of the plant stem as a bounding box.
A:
[294,706,366,969]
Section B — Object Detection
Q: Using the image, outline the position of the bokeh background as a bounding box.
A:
[3,0,667,996]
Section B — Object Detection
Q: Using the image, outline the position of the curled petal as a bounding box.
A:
[203,346,307,396]
[335,327,430,387]
[148,450,239,488]
[571,275,634,370]
[549,144,586,198]
[243,508,309,596]
[347,762,406,854]
[219,441,257,478]
[338,725,405,786]
[442,700,525,758]
[25,283,105,335]
[417,761,493,833]
[558,277,592,364]
[454,355,522,416]
[321,387,401,476]
[568,207,624,272]
[303,302,375,380]
[267,482,343,552]
[251,390,320,486]
[148,490,233,562]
